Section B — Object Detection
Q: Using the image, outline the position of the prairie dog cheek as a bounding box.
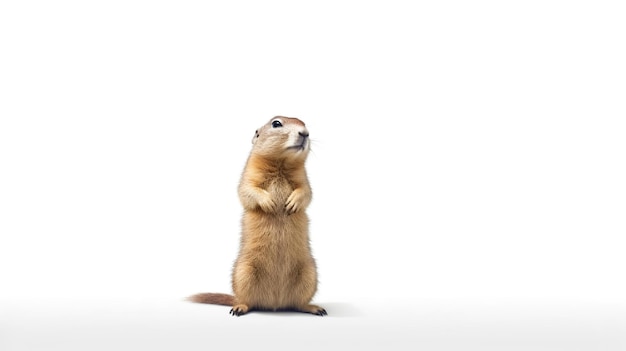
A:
[286,131,299,146]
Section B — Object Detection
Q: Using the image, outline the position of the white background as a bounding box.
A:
[1,1,625,350]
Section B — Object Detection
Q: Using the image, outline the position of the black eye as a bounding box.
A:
[272,120,283,128]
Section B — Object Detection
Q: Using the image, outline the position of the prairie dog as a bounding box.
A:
[189,116,326,316]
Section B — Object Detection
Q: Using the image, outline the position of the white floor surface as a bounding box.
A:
[1,297,625,351]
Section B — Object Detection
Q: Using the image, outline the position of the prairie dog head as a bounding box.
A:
[251,116,310,159]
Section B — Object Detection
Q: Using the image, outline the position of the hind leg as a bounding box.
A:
[231,261,264,316]
[288,261,327,316]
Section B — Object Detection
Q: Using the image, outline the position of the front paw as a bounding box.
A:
[285,190,308,214]
[258,193,277,213]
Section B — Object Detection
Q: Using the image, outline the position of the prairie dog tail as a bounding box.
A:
[187,293,234,306]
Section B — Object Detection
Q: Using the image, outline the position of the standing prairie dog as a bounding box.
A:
[189,116,326,316]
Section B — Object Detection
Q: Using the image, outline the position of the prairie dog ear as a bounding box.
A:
[251,129,260,144]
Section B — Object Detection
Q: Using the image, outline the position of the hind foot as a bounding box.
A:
[298,304,327,316]
[230,304,250,316]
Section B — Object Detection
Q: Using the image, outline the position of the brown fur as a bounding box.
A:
[189,116,326,316]
[187,292,234,305]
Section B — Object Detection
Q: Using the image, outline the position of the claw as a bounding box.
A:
[230,304,249,316]
[314,308,327,316]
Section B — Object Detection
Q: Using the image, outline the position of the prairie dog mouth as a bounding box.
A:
[287,142,307,151]
[287,132,309,151]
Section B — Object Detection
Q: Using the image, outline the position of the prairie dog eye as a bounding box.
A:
[271,120,283,128]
